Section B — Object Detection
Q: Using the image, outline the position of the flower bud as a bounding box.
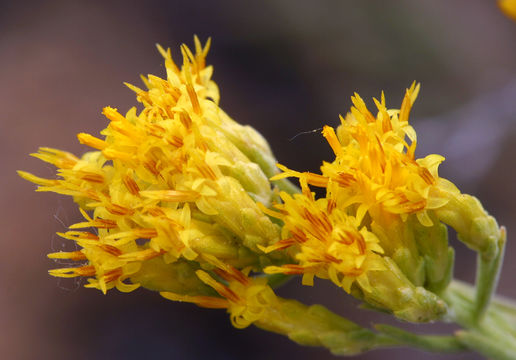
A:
[359,257,447,322]
[434,190,501,260]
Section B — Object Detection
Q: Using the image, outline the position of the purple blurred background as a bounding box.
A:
[2,1,516,359]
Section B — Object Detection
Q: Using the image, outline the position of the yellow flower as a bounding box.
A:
[499,0,516,21]
[161,255,278,329]
[271,84,457,282]
[319,83,451,228]
[258,85,454,321]
[258,176,447,322]
[19,37,282,294]
[260,178,385,293]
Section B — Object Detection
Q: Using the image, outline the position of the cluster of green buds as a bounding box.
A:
[20,39,514,359]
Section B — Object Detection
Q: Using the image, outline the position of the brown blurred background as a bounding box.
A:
[2,1,516,359]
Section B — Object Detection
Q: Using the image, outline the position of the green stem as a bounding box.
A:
[443,280,516,360]
[254,296,472,356]
[254,299,402,356]
[448,280,516,319]
[236,277,516,358]
[374,324,466,353]
[473,227,506,321]
[456,330,516,360]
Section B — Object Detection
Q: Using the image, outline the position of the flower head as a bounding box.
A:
[276,83,453,229]
[262,84,453,321]
[19,37,282,294]
[260,178,385,293]
[161,254,278,329]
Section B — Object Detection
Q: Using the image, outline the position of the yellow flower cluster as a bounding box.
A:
[260,178,385,293]
[275,83,456,228]
[19,38,282,295]
[20,35,511,357]
[22,39,501,326]
[262,84,453,320]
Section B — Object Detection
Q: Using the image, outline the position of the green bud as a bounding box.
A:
[392,247,426,287]
[435,193,501,260]
[216,109,278,178]
[412,217,454,294]
[371,219,425,286]
[221,159,273,205]
[214,108,300,195]
[131,257,216,295]
[186,219,260,268]
[434,193,504,320]
[206,177,282,252]
[360,258,447,323]
[200,123,275,205]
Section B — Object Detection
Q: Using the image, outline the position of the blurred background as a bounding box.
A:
[2,0,516,359]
